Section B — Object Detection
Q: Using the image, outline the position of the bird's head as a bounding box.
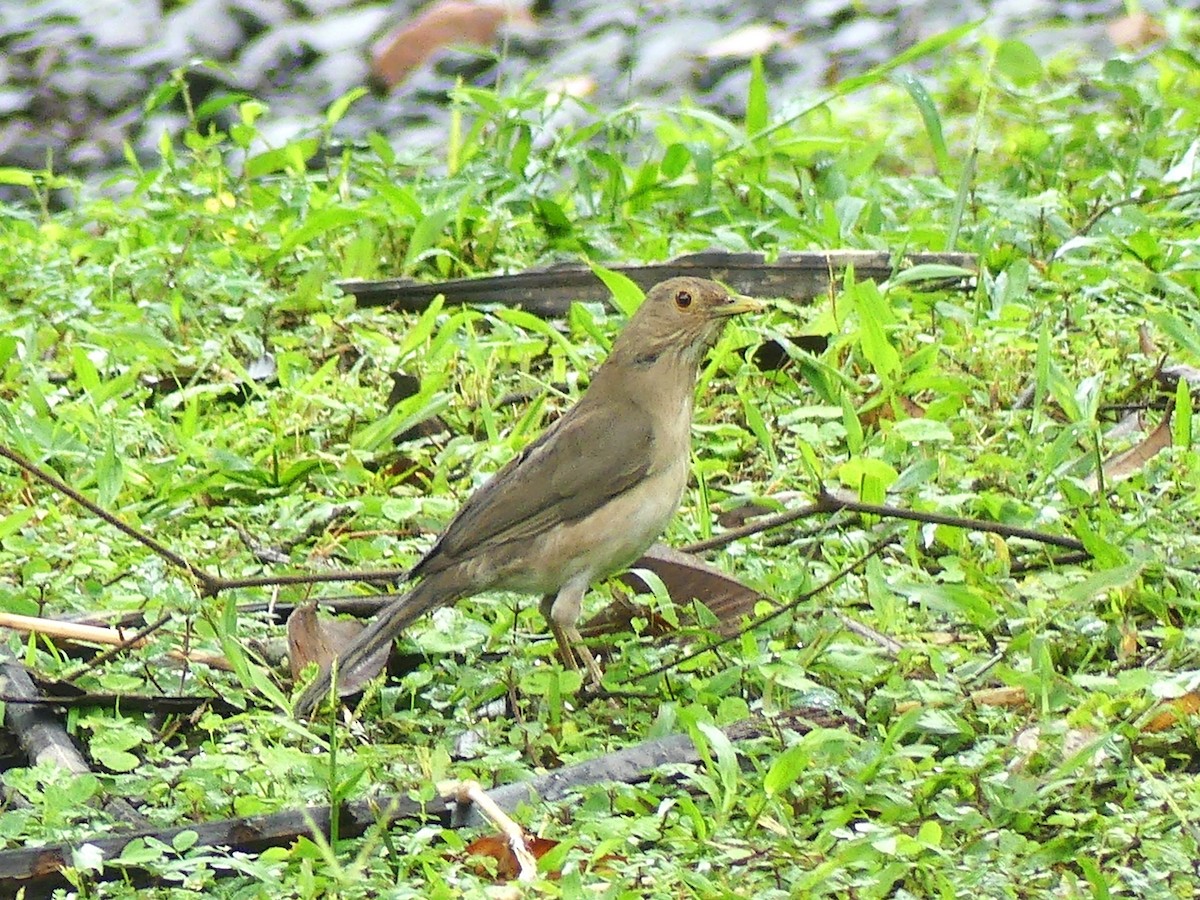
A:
[613,276,763,368]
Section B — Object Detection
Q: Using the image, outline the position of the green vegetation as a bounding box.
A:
[3,14,1200,897]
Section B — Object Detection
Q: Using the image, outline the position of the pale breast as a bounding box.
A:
[464,367,697,595]
[488,394,693,595]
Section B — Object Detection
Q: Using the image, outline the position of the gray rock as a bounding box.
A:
[0,88,31,117]
[160,0,248,60]
[626,19,724,93]
[542,29,628,80]
[86,69,145,110]
[85,0,160,50]
[828,18,892,55]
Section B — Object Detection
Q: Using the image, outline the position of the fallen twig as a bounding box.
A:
[338,250,977,313]
[0,656,149,830]
[0,708,839,897]
[682,488,1087,555]
[0,612,234,672]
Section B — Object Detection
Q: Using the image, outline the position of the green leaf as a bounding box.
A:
[0,507,35,541]
[143,77,182,113]
[114,839,163,867]
[218,594,291,713]
[996,39,1043,87]
[325,87,368,127]
[854,282,901,380]
[695,722,739,815]
[1173,377,1192,448]
[836,456,898,501]
[841,391,864,455]
[1076,856,1112,900]
[275,207,364,258]
[1149,310,1200,360]
[894,73,951,176]
[764,742,809,796]
[245,138,320,177]
[1063,560,1145,605]
[737,385,776,464]
[195,92,252,121]
[885,264,976,287]
[172,830,200,853]
[891,419,954,444]
[746,55,768,135]
[660,142,691,180]
[0,168,35,187]
[71,346,101,396]
[587,263,644,317]
[403,206,455,274]
[95,435,124,508]
[92,747,139,773]
[894,582,999,629]
[367,131,395,167]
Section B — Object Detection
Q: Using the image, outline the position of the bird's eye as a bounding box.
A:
[675,290,693,309]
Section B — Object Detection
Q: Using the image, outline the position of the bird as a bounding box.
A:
[293,276,762,717]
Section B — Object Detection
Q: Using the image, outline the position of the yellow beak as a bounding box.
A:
[715,294,766,317]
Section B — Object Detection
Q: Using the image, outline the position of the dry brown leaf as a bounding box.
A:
[921,632,960,646]
[597,542,763,637]
[372,1,533,89]
[970,686,1028,709]
[465,832,558,880]
[1138,322,1158,356]
[859,395,925,428]
[1144,691,1200,733]
[287,603,390,695]
[1107,12,1165,49]
[1084,408,1173,491]
[1119,622,1139,661]
[442,779,572,881]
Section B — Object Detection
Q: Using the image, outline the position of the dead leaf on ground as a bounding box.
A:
[1104,410,1149,443]
[1083,407,1173,491]
[859,394,926,428]
[921,631,961,646]
[372,1,534,89]
[1119,622,1139,661]
[1107,12,1165,49]
[465,832,559,880]
[587,542,763,638]
[287,603,390,694]
[1144,691,1200,733]
[970,686,1028,709]
[1138,322,1158,356]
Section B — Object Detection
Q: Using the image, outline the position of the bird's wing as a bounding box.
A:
[413,395,656,575]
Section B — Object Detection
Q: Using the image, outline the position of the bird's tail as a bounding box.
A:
[292,573,464,718]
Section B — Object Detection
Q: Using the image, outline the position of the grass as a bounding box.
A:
[2,12,1200,898]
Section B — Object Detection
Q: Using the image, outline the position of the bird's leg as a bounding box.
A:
[539,582,605,690]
